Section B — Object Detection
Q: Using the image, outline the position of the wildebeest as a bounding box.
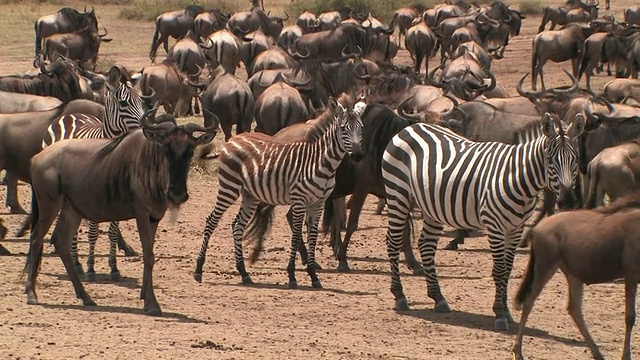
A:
[511,191,640,360]
[586,140,640,209]
[0,91,61,113]
[316,7,353,31]
[193,9,229,38]
[624,5,640,25]
[191,65,255,141]
[0,59,82,102]
[34,7,98,57]
[538,0,599,32]
[25,113,217,315]
[578,31,621,91]
[42,26,112,70]
[390,5,425,47]
[602,78,640,104]
[404,18,438,75]
[226,7,288,39]
[137,58,197,117]
[149,5,205,62]
[296,10,317,33]
[254,73,310,135]
[201,29,243,75]
[166,29,206,78]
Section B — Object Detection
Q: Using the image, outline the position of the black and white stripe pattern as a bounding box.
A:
[381,113,584,330]
[42,82,146,281]
[193,95,364,288]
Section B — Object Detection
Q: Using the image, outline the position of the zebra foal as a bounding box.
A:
[382,112,584,330]
[194,94,364,288]
[42,66,148,282]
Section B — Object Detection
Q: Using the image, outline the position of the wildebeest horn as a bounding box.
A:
[90,5,94,13]
[282,11,289,21]
[199,38,214,50]
[141,86,156,99]
[39,55,51,75]
[397,96,423,122]
[184,121,218,136]
[354,63,372,81]
[485,72,496,91]
[551,69,578,94]
[426,65,444,88]
[193,63,203,78]
[98,27,108,37]
[516,72,544,98]
[140,107,160,128]
[188,78,208,90]
[442,94,459,118]
[287,45,310,59]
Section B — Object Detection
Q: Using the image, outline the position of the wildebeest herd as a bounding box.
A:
[2,0,640,358]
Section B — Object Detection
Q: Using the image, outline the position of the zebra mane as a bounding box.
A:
[304,93,355,142]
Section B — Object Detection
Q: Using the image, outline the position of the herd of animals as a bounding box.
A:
[2,0,640,358]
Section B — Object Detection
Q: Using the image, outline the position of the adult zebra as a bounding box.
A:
[382,112,585,330]
[42,66,149,281]
[193,94,364,288]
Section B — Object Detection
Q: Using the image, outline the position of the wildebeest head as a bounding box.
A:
[541,112,585,208]
[328,95,365,161]
[39,57,82,100]
[141,110,217,205]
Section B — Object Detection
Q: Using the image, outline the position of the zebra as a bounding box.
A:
[42,66,148,282]
[381,112,585,331]
[193,94,364,289]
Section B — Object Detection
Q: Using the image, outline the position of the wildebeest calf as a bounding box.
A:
[512,192,640,360]
[24,113,216,315]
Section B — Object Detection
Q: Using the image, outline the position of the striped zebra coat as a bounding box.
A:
[381,113,585,330]
[194,94,364,289]
[41,68,147,282]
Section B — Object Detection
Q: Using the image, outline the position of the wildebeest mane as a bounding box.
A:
[595,189,640,214]
[95,131,131,161]
[364,74,415,105]
[304,93,354,142]
[185,5,205,18]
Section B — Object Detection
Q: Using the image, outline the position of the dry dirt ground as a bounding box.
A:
[0,1,638,359]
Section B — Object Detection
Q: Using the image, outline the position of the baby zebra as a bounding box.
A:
[512,191,640,360]
[194,94,364,288]
[25,113,216,315]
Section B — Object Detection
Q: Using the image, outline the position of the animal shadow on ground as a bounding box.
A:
[223,281,377,296]
[43,272,142,290]
[396,307,586,347]
[40,303,206,324]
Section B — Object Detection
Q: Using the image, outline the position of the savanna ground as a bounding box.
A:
[0,0,637,359]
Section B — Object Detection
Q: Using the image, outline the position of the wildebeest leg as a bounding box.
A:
[231,195,260,285]
[304,204,323,288]
[571,58,580,82]
[5,172,26,214]
[136,214,161,316]
[444,230,468,250]
[336,190,368,272]
[564,273,604,360]
[53,203,96,306]
[622,277,637,360]
[111,222,138,256]
[374,197,386,215]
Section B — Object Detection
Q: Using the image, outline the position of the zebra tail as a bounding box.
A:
[246,203,275,264]
[514,236,536,311]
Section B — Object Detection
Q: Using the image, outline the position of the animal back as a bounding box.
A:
[42,113,104,149]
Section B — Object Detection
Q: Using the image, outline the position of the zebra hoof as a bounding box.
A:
[394,297,410,311]
[110,271,121,282]
[241,275,253,285]
[288,280,298,289]
[311,280,323,289]
[337,262,351,273]
[86,272,96,282]
[434,299,451,313]
[494,318,510,331]
[74,265,85,276]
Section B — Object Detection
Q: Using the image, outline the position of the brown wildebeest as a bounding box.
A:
[390,5,425,47]
[149,5,205,62]
[201,29,243,75]
[586,140,640,208]
[602,78,640,104]
[511,191,640,360]
[25,114,217,315]
[0,58,82,102]
[34,7,98,57]
[624,5,640,25]
[538,0,599,32]
[0,218,8,255]
[0,91,61,113]
[404,18,437,75]
[254,73,310,135]
[193,9,228,39]
[296,10,317,33]
[137,58,197,117]
[43,26,112,70]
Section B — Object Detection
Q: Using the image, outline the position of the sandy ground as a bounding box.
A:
[0,1,638,359]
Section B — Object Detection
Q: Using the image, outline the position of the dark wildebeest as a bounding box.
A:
[191,66,255,141]
[578,30,622,91]
[531,23,596,90]
[201,29,243,75]
[512,191,640,360]
[0,59,82,102]
[586,140,640,209]
[25,113,217,315]
[0,91,61,113]
[149,5,205,62]
[226,7,288,40]
[166,30,207,114]
[624,5,640,25]
[34,7,98,57]
[316,7,353,31]
[194,9,229,39]
[137,58,198,117]
[296,10,317,33]
[254,73,310,135]
[602,78,640,104]
[538,0,599,32]
[404,18,438,75]
[390,5,426,47]
[42,26,112,70]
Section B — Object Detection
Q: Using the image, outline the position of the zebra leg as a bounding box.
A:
[488,230,513,331]
[287,204,306,289]
[85,221,100,281]
[501,230,523,325]
[417,219,448,312]
[114,225,138,256]
[232,195,260,285]
[107,221,121,281]
[304,204,323,289]
[194,186,241,282]
[386,194,413,310]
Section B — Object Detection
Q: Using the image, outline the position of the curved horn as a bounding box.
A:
[140,85,157,99]
[184,121,218,135]
[287,45,310,59]
[485,72,496,91]
[140,107,160,128]
[188,78,208,90]
[397,96,423,122]
[199,38,214,50]
[551,69,579,94]
[98,26,108,37]
[39,55,51,75]
[426,65,444,88]
[516,72,544,97]
[282,11,289,21]
[441,94,459,118]
[354,62,372,81]
[90,5,95,14]
[194,63,203,78]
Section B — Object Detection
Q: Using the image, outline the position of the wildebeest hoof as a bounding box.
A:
[394,297,410,311]
[74,265,85,276]
[311,280,323,289]
[494,318,509,331]
[443,241,459,250]
[193,272,202,283]
[83,298,97,306]
[110,271,121,282]
[9,205,27,215]
[241,275,253,285]
[434,299,451,313]
[337,262,351,273]
[410,265,425,275]
[288,280,298,289]
[310,261,323,271]
[26,295,38,305]
[86,272,96,282]
[120,246,138,257]
[144,305,162,316]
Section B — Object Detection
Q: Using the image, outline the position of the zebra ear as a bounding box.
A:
[567,113,586,139]
[541,112,558,138]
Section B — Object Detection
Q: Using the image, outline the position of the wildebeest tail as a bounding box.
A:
[586,160,600,209]
[514,233,535,310]
[150,21,161,60]
[22,188,40,278]
[245,203,275,264]
[321,197,336,236]
[34,20,42,56]
[578,41,592,80]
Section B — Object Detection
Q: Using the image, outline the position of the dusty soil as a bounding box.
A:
[0,1,637,359]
